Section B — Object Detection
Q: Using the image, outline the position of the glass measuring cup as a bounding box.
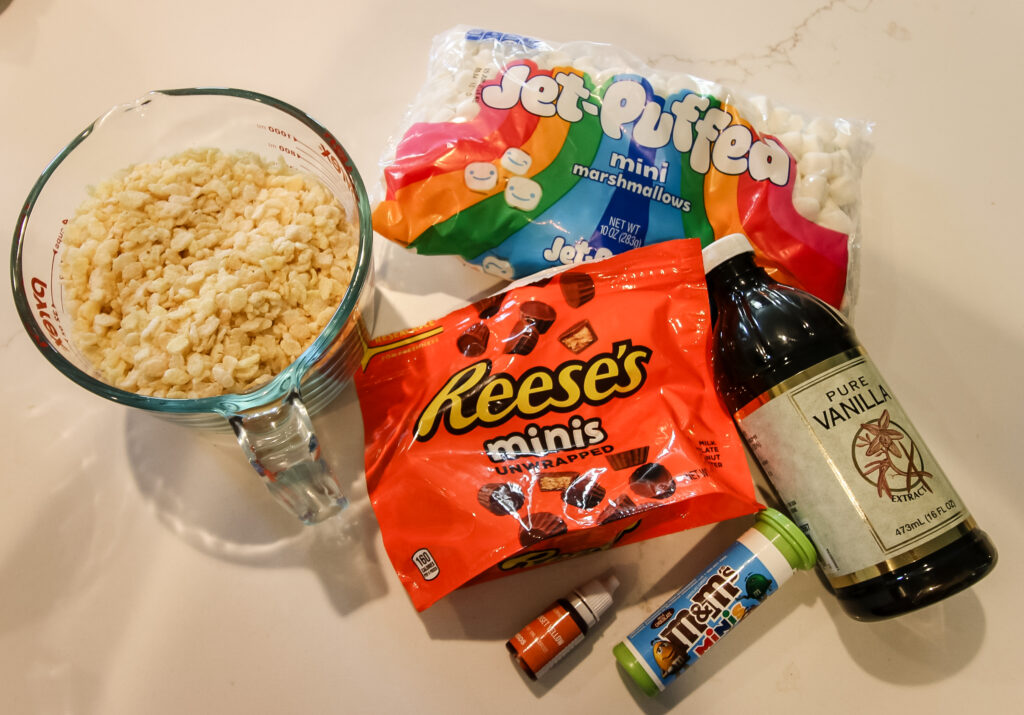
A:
[10,88,375,524]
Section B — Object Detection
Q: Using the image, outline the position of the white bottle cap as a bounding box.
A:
[570,573,620,628]
[701,233,754,274]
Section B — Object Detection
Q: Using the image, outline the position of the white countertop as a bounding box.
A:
[2,1,1021,712]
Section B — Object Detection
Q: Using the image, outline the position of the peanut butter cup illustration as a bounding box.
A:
[559,272,595,308]
[518,512,568,547]
[477,482,526,516]
[504,320,539,355]
[597,495,646,524]
[558,320,597,354]
[519,300,557,334]
[473,294,505,319]
[607,446,650,471]
[457,322,490,357]
[537,471,577,492]
[629,463,675,500]
[563,475,606,510]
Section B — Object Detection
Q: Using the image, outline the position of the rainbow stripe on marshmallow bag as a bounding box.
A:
[373,28,871,309]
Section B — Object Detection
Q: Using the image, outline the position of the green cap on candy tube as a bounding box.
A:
[754,507,817,570]
[613,508,816,697]
[613,642,660,696]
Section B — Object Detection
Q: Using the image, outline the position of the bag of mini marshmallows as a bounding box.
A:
[373,27,872,310]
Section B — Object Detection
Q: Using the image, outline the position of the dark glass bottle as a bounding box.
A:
[703,233,996,621]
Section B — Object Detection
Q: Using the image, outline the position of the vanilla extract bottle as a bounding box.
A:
[702,233,996,620]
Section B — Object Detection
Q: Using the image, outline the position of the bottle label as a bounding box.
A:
[735,348,970,585]
[618,529,793,692]
[508,602,584,678]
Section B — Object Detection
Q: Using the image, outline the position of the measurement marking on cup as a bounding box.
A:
[257,123,296,142]
[263,144,337,196]
[293,136,342,174]
[294,155,341,196]
[319,143,342,173]
[41,221,69,345]
[294,140,342,184]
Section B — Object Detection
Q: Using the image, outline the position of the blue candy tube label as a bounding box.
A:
[619,529,794,691]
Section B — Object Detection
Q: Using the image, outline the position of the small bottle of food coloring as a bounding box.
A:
[613,508,815,696]
[507,574,619,680]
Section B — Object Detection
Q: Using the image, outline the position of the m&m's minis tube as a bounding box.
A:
[613,508,815,696]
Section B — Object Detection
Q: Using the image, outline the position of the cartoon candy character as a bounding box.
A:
[651,638,688,678]
[464,162,498,192]
[500,147,532,174]
[743,572,773,602]
[505,177,542,212]
[480,255,515,280]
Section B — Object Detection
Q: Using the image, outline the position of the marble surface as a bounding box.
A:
[2,1,1021,712]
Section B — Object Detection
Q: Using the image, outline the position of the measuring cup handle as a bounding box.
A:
[229,393,348,524]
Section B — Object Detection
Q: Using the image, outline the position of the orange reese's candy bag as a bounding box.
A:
[355,238,761,611]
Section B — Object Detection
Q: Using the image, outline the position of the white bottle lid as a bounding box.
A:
[569,573,620,628]
[701,233,754,274]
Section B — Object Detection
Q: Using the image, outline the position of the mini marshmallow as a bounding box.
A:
[536,50,569,70]
[453,69,473,90]
[747,95,771,122]
[544,50,573,69]
[828,149,854,180]
[429,107,455,124]
[801,133,822,154]
[818,205,854,234]
[573,55,597,78]
[800,151,833,177]
[806,117,837,144]
[777,131,804,156]
[465,162,499,192]
[768,107,791,133]
[501,148,533,175]
[481,254,515,279]
[594,68,625,88]
[832,127,854,150]
[647,72,669,97]
[454,97,479,121]
[794,174,829,205]
[505,176,542,211]
[828,175,859,207]
[792,196,821,221]
[678,74,703,94]
[474,48,495,66]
